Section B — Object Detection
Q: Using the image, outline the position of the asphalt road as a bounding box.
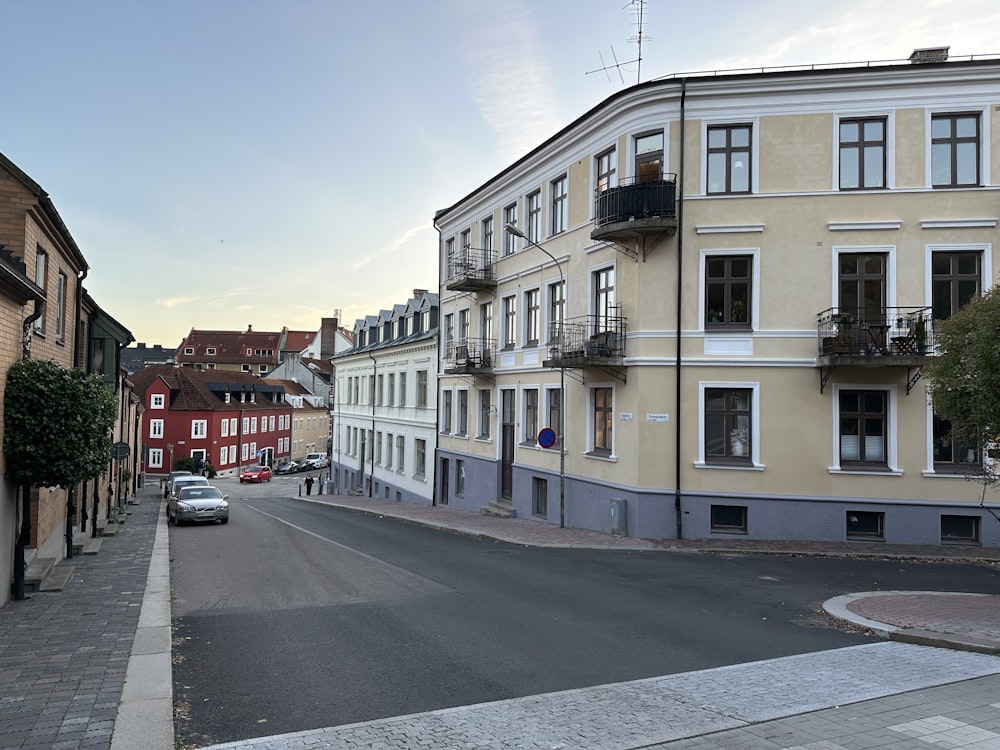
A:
[169,478,1000,748]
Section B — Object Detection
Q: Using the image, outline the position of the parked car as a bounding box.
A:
[163,469,193,497]
[303,452,329,469]
[170,475,209,498]
[168,485,229,525]
[274,460,300,475]
[240,464,272,483]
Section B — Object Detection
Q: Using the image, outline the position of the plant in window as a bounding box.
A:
[730,425,748,456]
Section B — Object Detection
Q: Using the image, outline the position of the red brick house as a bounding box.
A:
[130,366,292,477]
[174,325,283,374]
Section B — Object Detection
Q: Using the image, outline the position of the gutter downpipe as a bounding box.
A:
[368,352,376,498]
[674,78,687,540]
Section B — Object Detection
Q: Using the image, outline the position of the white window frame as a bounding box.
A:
[586,382,616,459]
[148,448,163,468]
[830,383,900,474]
[698,248,761,334]
[151,394,165,410]
[832,111,896,191]
[924,106,988,188]
[191,420,207,439]
[149,419,164,439]
[700,117,760,195]
[695,381,764,470]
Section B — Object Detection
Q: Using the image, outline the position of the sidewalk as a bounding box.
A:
[0,483,997,750]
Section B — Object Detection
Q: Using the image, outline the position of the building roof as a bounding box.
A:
[130,365,288,412]
[121,343,175,374]
[281,330,317,352]
[175,326,283,366]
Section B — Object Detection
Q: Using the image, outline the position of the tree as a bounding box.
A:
[924,287,1000,520]
[4,358,117,599]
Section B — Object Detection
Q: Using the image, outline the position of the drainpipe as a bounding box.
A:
[674,78,687,540]
[368,352,376,497]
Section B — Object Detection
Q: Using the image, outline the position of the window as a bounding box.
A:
[839,390,887,468]
[242,364,251,373]
[523,388,538,444]
[258,364,268,374]
[705,255,752,328]
[149,419,164,439]
[456,460,465,497]
[385,433,393,468]
[416,370,427,408]
[460,228,471,255]
[941,515,980,544]
[592,387,613,456]
[368,375,375,405]
[931,251,981,321]
[231,417,237,435]
[480,302,493,348]
[184,347,195,356]
[441,390,453,433]
[250,416,258,433]
[846,511,884,540]
[481,216,493,255]
[933,415,980,473]
[148,448,163,468]
[34,248,47,332]
[191,420,207,439]
[503,295,517,349]
[839,252,886,323]
[243,417,250,434]
[220,419,229,438]
[219,446,229,466]
[839,117,886,190]
[593,267,616,333]
[533,476,548,517]
[55,272,67,341]
[711,505,748,533]
[399,372,407,407]
[377,374,384,405]
[522,190,541,243]
[375,431,382,465]
[457,390,468,436]
[387,374,395,406]
[931,113,980,188]
[707,124,751,194]
[705,388,752,464]
[415,439,426,477]
[503,204,518,255]
[458,308,470,344]
[151,394,165,410]
[478,389,492,439]
[596,148,617,192]
[206,347,216,355]
[546,387,561,445]
[548,280,565,345]
[550,175,567,235]
[524,289,540,346]
[270,415,275,431]
[635,132,663,183]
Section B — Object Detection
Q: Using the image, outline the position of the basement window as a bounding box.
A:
[846,510,884,540]
[710,505,747,534]
[941,515,980,545]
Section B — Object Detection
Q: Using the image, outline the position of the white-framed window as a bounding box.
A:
[522,387,538,445]
[231,417,238,435]
[550,174,567,235]
[242,417,250,434]
[929,109,983,188]
[526,189,542,243]
[441,389,453,433]
[206,347,216,355]
[184,347,194,355]
[596,147,617,193]
[503,295,517,349]
[250,416,258,433]
[385,432,393,469]
[457,389,469,436]
[481,215,494,256]
[587,383,615,458]
[149,419,164,439]
[270,415,276,431]
[503,203,518,255]
[700,248,760,332]
[241,443,249,461]
[415,438,426,478]
[55,271,67,341]
[478,389,492,439]
[523,288,540,347]
[191,420,207,439]
[545,386,562,446]
[33,248,47,332]
[219,446,229,465]
[242,364,251,372]
[396,435,405,472]
[696,382,762,469]
[706,123,753,194]
[399,372,407,407]
[151,394,165,410]
[148,448,163,468]
[831,385,898,473]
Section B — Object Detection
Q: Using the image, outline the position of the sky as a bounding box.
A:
[2,0,997,346]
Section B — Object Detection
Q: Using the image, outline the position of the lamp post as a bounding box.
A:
[504,222,566,528]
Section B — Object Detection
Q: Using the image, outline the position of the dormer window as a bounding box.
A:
[184,347,194,355]
[206,347,216,355]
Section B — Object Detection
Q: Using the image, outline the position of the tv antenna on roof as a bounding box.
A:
[587,0,649,86]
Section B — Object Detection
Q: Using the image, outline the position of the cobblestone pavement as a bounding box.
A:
[198,643,1000,750]
[0,493,159,750]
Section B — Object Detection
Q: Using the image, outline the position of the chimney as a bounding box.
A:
[247,324,253,333]
[909,46,949,64]
[320,317,339,358]
[413,288,427,299]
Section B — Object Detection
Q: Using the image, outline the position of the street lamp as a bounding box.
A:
[504,222,566,528]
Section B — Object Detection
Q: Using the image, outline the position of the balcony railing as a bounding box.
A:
[544,310,627,367]
[445,248,496,292]
[817,306,934,359]
[591,176,678,242]
[444,338,495,375]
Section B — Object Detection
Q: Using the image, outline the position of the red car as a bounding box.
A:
[239,464,272,483]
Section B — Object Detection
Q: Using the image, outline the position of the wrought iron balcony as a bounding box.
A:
[544,312,627,368]
[590,176,678,243]
[817,306,934,363]
[445,248,496,292]
[444,338,495,376]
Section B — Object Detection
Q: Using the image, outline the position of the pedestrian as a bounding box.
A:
[305,474,314,496]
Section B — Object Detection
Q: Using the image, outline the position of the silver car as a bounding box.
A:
[168,485,230,525]
[170,475,209,499]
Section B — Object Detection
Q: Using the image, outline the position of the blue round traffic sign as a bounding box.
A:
[537,428,557,449]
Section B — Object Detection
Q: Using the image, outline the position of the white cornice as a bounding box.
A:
[828,221,902,231]
[695,224,765,235]
[921,218,998,229]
